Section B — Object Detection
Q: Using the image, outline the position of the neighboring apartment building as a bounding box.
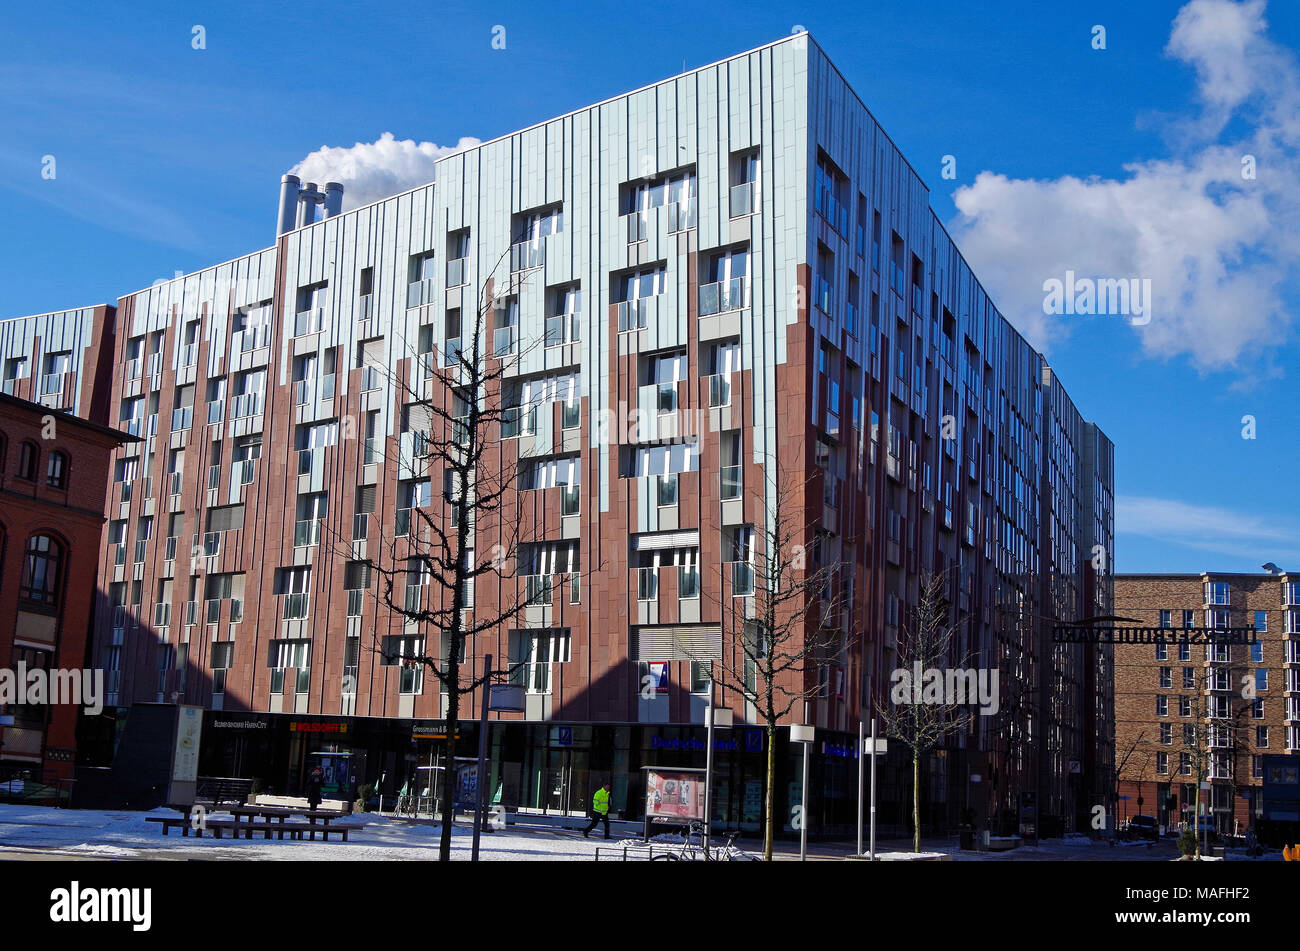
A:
[0,392,135,786]
[0,34,1112,835]
[1114,572,1300,836]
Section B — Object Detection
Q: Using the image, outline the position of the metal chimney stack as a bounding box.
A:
[323,182,344,218]
[276,177,343,237]
[277,174,301,237]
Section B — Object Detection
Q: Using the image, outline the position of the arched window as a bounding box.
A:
[46,451,68,489]
[19,533,63,609]
[17,441,39,481]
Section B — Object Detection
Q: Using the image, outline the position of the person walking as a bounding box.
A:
[306,766,324,812]
[582,782,613,839]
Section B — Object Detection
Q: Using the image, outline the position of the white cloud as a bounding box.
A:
[1118,494,1300,562]
[948,0,1300,373]
[288,132,482,211]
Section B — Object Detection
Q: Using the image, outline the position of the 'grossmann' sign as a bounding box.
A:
[1052,625,1257,645]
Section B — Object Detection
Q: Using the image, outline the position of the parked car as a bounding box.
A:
[1126,814,1159,841]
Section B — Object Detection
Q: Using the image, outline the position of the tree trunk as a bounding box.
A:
[439,685,459,861]
[913,748,921,853]
[763,722,775,861]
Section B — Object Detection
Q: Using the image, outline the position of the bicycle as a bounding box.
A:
[650,821,757,861]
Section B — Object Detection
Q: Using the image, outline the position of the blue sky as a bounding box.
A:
[1,0,1296,573]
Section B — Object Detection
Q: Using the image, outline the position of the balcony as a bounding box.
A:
[171,406,193,431]
[404,584,424,614]
[698,278,747,317]
[293,308,323,338]
[720,464,742,501]
[493,326,517,358]
[731,561,755,596]
[545,312,580,348]
[561,483,580,516]
[230,393,263,419]
[206,400,224,425]
[636,567,658,602]
[502,405,537,439]
[510,241,545,272]
[441,339,463,368]
[525,574,554,606]
[293,518,321,548]
[616,299,647,333]
[446,257,468,287]
[407,278,436,309]
[352,513,370,540]
[623,211,647,244]
[282,593,309,620]
[666,200,696,233]
[729,181,756,218]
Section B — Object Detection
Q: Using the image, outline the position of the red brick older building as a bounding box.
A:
[1114,572,1300,835]
[0,391,134,788]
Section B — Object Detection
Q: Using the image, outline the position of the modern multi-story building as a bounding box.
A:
[0,34,1113,835]
[1114,572,1300,836]
[0,391,135,787]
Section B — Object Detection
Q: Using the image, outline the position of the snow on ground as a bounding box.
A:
[0,803,655,861]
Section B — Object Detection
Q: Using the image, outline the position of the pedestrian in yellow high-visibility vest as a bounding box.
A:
[582,782,613,839]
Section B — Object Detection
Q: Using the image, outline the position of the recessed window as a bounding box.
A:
[19,534,62,609]
[45,451,68,489]
[17,441,39,481]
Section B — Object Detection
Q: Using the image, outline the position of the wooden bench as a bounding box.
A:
[291,821,363,842]
[146,815,200,837]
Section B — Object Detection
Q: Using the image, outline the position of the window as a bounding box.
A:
[1205,581,1230,605]
[1257,668,1268,692]
[1156,752,1169,775]
[1182,609,1195,629]
[1254,609,1267,632]
[1250,640,1263,663]
[1159,667,1171,688]
[17,441,39,480]
[268,639,311,694]
[509,629,571,694]
[1180,753,1192,776]
[1156,696,1168,717]
[1160,723,1172,745]
[699,247,748,315]
[1155,642,1167,661]
[813,151,849,233]
[545,285,582,347]
[275,567,311,619]
[620,169,697,236]
[211,641,234,694]
[729,149,760,217]
[19,534,62,608]
[614,266,667,331]
[1182,667,1195,689]
[382,636,426,694]
[40,450,68,489]
[1253,698,1265,719]
[1178,695,1191,718]
[1257,725,1269,748]
[1159,609,1171,628]
[1177,642,1191,662]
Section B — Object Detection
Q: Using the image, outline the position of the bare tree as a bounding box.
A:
[324,250,547,860]
[878,571,975,853]
[701,461,844,861]
[1175,658,1253,857]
